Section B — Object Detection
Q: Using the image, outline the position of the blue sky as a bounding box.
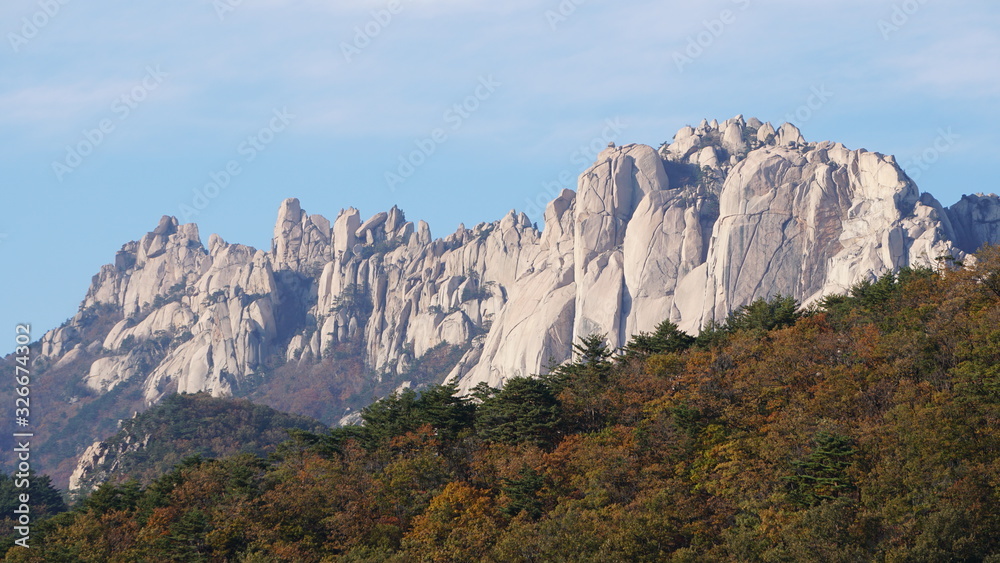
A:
[2,0,998,350]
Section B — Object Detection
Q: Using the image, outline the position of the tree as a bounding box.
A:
[785,431,857,507]
[547,334,613,389]
[0,472,68,553]
[476,377,561,448]
[414,383,476,441]
[545,335,615,432]
[81,480,143,515]
[0,472,67,518]
[970,244,1000,298]
[724,294,801,334]
[167,508,209,560]
[500,466,545,520]
[574,333,614,372]
[360,384,475,448]
[622,319,695,360]
[401,482,500,561]
[360,387,422,448]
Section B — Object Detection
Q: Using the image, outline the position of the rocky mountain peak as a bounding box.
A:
[271,197,333,274]
[27,118,1000,491]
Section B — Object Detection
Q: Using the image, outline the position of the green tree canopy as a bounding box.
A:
[476,377,561,448]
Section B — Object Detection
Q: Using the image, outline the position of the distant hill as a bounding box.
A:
[69,393,325,494]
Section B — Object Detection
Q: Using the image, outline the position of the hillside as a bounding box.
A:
[7,246,999,562]
[69,393,326,494]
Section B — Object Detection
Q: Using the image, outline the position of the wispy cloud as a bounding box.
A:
[885,30,1000,98]
[0,82,128,124]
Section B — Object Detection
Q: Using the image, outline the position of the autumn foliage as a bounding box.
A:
[5,247,1000,561]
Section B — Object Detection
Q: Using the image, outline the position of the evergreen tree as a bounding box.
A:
[360,387,422,447]
[414,383,475,441]
[621,319,695,360]
[724,294,801,333]
[81,480,143,515]
[547,333,613,388]
[476,377,561,448]
[785,431,857,507]
[0,472,67,518]
[501,465,545,520]
[360,384,475,447]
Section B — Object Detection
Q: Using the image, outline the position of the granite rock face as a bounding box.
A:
[39,116,1000,415]
[946,193,1000,254]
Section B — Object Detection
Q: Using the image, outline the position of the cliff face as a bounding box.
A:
[37,116,1000,411]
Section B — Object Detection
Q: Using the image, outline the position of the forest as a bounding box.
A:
[2,246,999,561]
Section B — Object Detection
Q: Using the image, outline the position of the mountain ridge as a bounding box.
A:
[7,115,1000,488]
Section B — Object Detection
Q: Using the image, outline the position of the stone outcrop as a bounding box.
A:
[272,198,332,273]
[37,117,1000,424]
[69,435,149,492]
[946,193,1000,253]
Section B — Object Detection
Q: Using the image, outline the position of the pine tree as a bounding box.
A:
[785,431,857,507]
[621,319,695,360]
[501,466,545,520]
[476,377,561,448]
[724,294,801,333]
